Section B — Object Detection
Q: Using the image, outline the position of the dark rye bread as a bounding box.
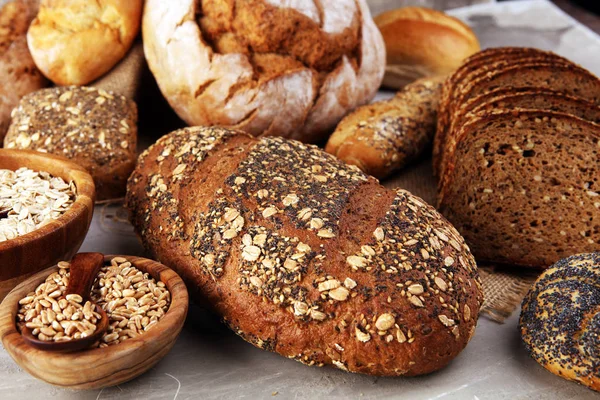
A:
[438,110,600,267]
[435,62,600,182]
[520,253,600,391]
[126,126,483,376]
[438,89,600,181]
[434,49,571,177]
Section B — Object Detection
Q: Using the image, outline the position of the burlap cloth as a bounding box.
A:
[93,40,540,324]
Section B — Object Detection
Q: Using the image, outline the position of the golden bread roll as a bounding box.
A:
[141,0,385,143]
[27,0,143,85]
[326,75,444,179]
[375,7,479,89]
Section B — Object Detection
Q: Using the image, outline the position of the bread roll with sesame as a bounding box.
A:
[6,86,137,200]
[125,126,483,376]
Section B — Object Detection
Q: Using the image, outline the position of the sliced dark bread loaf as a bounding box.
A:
[435,63,600,181]
[438,88,600,181]
[434,50,572,177]
[438,110,600,267]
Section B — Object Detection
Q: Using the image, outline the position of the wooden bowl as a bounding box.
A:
[0,255,189,389]
[0,149,95,301]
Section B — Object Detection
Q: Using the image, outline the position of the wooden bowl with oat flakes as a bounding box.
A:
[0,255,188,389]
[0,149,95,301]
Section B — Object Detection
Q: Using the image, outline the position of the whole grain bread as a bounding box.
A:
[126,126,483,376]
[520,252,600,391]
[142,0,385,143]
[325,75,444,179]
[0,0,47,140]
[6,86,137,200]
[438,110,600,267]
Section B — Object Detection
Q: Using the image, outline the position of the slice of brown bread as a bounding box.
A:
[436,63,600,182]
[434,50,572,177]
[438,88,600,181]
[438,110,600,267]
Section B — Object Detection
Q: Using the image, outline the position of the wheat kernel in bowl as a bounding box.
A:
[17,257,171,347]
[0,167,76,242]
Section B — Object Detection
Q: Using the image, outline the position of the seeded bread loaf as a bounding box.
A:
[0,0,47,140]
[438,110,600,267]
[325,76,444,179]
[520,252,600,391]
[142,0,385,143]
[6,86,137,200]
[27,0,143,85]
[126,126,483,376]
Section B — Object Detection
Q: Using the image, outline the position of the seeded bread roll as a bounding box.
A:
[27,0,143,85]
[438,110,600,267]
[142,0,385,143]
[0,0,47,139]
[520,253,600,391]
[325,75,444,179]
[125,126,483,376]
[6,86,137,200]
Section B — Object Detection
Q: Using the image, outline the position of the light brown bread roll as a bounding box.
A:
[326,76,444,179]
[375,7,479,89]
[0,0,47,140]
[142,0,385,143]
[126,126,483,376]
[27,0,143,85]
[6,86,137,200]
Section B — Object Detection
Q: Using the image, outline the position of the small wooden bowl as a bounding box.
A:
[0,149,95,301]
[0,255,188,389]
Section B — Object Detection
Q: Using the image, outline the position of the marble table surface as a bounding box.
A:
[1,0,600,399]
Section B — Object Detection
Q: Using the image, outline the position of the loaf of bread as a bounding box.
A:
[374,7,479,89]
[126,126,483,376]
[520,252,600,391]
[325,75,444,179]
[0,0,47,140]
[438,110,600,267]
[434,47,573,178]
[6,86,137,200]
[27,0,143,85]
[141,0,385,143]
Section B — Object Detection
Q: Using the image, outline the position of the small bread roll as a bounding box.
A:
[375,7,479,89]
[27,0,143,85]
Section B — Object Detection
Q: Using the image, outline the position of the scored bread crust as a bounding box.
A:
[27,0,143,85]
[438,110,600,267]
[141,0,385,143]
[6,86,138,200]
[125,126,483,376]
[0,0,47,139]
[520,253,600,391]
[325,75,444,179]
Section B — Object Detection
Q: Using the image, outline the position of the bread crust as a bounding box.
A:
[27,0,143,85]
[326,75,444,179]
[520,252,600,391]
[374,7,479,89]
[5,86,137,200]
[0,0,47,139]
[141,0,385,143]
[126,126,483,376]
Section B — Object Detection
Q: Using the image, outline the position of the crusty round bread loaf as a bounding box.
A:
[326,75,444,179]
[125,126,483,376]
[0,0,47,140]
[374,7,479,89]
[27,0,143,85]
[520,253,600,391]
[6,86,137,200]
[141,0,385,143]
